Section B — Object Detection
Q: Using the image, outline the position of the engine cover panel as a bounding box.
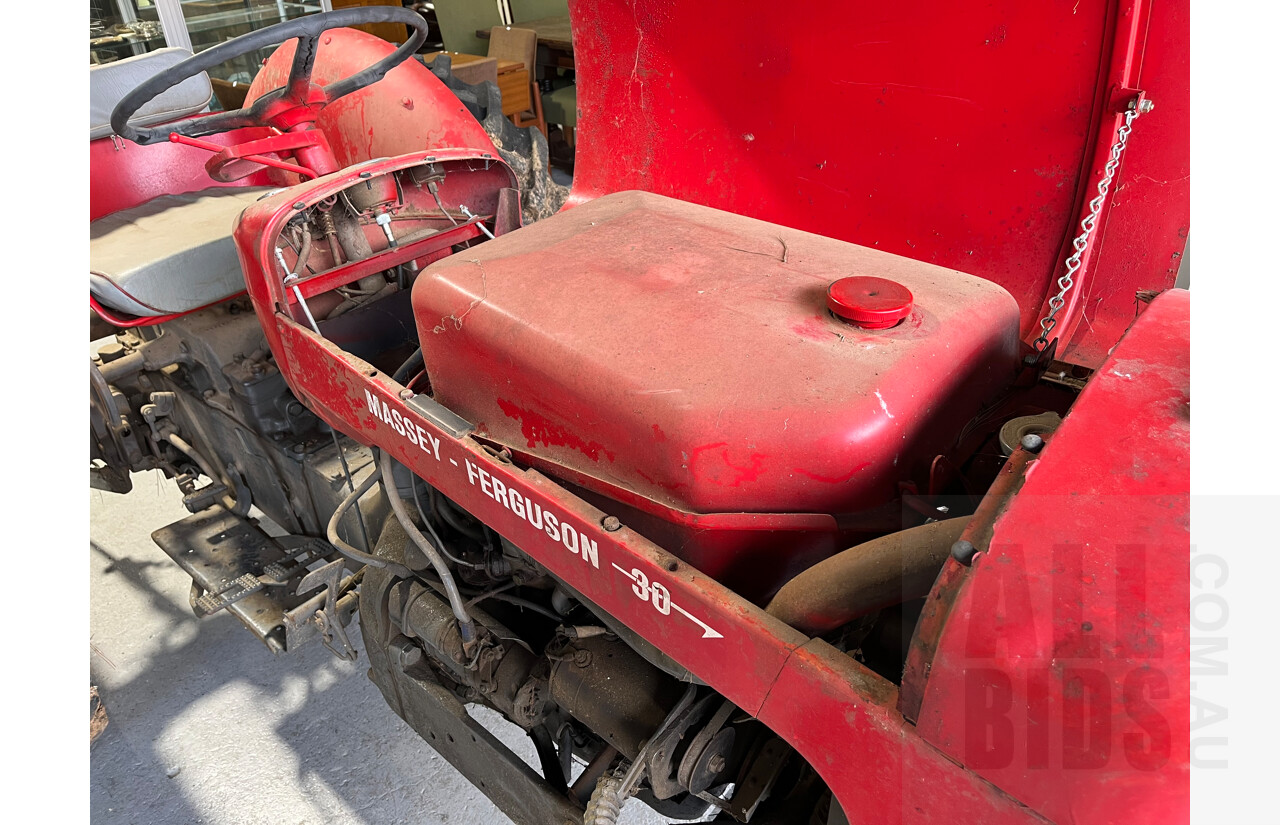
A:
[414,191,1018,565]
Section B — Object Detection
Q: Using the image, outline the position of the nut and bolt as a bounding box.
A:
[951,539,978,566]
[389,637,423,669]
[707,754,726,774]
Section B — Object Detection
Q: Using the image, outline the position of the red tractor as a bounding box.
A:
[89,4,1189,823]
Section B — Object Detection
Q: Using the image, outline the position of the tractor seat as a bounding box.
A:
[90,187,273,317]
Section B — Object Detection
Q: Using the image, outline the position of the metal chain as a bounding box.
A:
[1033,106,1142,351]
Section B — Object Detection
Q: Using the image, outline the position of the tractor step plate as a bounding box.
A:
[152,508,330,654]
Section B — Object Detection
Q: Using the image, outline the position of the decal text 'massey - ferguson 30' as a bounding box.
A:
[361,386,723,641]
[465,459,599,569]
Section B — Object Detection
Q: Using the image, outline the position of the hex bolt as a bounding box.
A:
[951,539,978,566]
[708,754,726,774]
[1020,433,1045,453]
[399,388,415,400]
[389,637,423,670]
[293,201,306,210]
[1138,98,1155,114]
[602,516,622,532]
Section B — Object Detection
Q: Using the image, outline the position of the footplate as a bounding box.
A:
[152,508,343,654]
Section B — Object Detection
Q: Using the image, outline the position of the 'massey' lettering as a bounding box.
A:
[365,389,441,460]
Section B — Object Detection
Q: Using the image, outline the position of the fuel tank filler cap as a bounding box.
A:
[826,276,913,329]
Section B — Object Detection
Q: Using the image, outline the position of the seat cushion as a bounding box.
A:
[90,47,213,141]
[90,187,274,317]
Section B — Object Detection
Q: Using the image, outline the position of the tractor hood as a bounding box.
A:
[564,0,1188,368]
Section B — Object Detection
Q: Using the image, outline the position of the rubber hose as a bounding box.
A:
[393,348,424,384]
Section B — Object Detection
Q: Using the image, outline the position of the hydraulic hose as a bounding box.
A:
[379,449,478,650]
[766,517,968,636]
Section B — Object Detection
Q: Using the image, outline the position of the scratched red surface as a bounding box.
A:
[412,190,1022,592]
[219,14,1191,821]
[914,290,1190,823]
[245,28,497,168]
[564,0,1189,369]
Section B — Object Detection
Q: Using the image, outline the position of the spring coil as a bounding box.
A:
[584,773,623,825]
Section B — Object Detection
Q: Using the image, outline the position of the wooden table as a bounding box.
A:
[477,15,574,53]
[422,51,531,118]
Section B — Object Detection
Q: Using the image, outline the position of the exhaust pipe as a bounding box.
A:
[765,518,967,636]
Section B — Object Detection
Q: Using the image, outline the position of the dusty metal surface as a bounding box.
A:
[564,0,1190,368]
[90,475,669,825]
[913,290,1191,823]
[151,507,323,653]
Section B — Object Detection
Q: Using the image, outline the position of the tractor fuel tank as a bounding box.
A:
[413,191,1020,594]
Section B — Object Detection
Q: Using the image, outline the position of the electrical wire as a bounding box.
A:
[325,467,412,578]
[379,450,478,649]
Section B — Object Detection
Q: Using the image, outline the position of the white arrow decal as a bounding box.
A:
[611,563,723,640]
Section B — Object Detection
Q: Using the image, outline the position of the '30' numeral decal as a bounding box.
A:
[611,563,722,639]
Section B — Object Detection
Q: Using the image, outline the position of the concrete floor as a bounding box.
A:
[90,470,668,825]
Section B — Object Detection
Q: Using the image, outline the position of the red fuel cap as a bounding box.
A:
[826,276,913,329]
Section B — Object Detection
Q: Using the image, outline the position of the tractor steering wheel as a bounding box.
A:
[110,7,429,145]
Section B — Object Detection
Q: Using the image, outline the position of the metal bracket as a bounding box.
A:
[1111,85,1154,114]
[297,560,358,661]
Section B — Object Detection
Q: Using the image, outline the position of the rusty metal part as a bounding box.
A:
[571,745,619,806]
[548,635,684,760]
[297,560,358,661]
[389,578,548,728]
[898,447,1036,722]
[360,520,582,825]
[719,735,793,822]
[152,508,346,654]
[644,693,718,799]
[998,411,1062,455]
[90,686,109,744]
[765,518,969,637]
[685,728,734,796]
[677,698,737,795]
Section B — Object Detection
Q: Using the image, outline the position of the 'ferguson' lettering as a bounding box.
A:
[465,459,599,568]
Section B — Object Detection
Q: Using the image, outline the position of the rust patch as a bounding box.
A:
[496,398,616,463]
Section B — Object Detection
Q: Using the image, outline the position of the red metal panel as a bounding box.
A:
[245,27,497,168]
[270,314,1044,824]
[912,290,1190,823]
[564,0,1189,368]
[757,641,1045,824]
[89,128,280,222]
[1060,0,1190,366]
[412,190,1022,592]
